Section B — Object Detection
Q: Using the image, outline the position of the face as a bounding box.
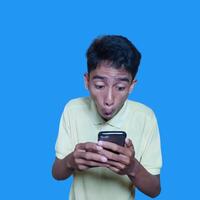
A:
[84,64,136,121]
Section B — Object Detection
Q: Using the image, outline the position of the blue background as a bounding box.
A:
[0,0,199,199]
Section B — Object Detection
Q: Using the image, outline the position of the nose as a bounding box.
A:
[104,88,114,107]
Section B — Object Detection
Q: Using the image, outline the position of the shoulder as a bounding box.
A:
[63,97,90,113]
[126,100,156,119]
[126,100,159,132]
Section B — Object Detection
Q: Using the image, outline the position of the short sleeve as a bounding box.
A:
[55,105,73,159]
[140,114,162,175]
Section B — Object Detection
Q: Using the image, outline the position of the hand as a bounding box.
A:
[97,138,137,175]
[68,142,109,171]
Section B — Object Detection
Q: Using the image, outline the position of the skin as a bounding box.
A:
[84,63,136,121]
[52,63,161,198]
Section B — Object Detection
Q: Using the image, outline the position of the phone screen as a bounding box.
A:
[98,131,127,146]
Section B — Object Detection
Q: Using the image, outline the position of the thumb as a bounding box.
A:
[125,138,133,148]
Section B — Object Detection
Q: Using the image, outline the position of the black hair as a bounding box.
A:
[86,35,141,79]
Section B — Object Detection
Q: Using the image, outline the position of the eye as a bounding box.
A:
[116,86,126,91]
[95,85,105,89]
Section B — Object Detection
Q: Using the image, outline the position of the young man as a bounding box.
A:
[52,35,162,200]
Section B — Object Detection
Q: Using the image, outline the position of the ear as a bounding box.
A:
[129,79,137,94]
[84,73,89,89]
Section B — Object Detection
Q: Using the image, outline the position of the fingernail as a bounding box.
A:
[97,146,103,150]
[98,141,103,146]
[101,157,107,162]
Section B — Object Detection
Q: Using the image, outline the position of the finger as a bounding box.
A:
[77,149,86,152]
[98,141,124,154]
[98,141,133,157]
[75,151,107,163]
[118,154,131,165]
[125,138,133,148]
[107,166,120,174]
[98,148,120,161]
[98,148,130,164]
[76,142,102,152]
[84,142,103,152]
[106,160,126,171]
[125,139,134,156]
[75,158,109,168]
[77,164,89,171]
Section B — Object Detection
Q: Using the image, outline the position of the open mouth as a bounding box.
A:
[105,112,112,116]
[103,110,114,118]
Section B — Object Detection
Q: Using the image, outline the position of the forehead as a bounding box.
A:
[89,64,132,81]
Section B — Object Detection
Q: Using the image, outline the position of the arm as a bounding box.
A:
[98,139,161,198]
[52,142,109,180]
[128,159,161,198]
[52,153,74,180]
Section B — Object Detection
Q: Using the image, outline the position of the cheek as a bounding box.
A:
[114,92,129,105]
[89,89,103,105]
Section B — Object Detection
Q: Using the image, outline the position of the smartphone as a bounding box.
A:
[98,131,127,146]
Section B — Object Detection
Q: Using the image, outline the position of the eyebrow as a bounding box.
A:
[116,77,130,83]
[92,75,130,83]
[92,75,106,80]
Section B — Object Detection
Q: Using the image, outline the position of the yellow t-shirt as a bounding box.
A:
[55,97,162,200]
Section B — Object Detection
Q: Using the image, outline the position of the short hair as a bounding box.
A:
[86,35,141,79]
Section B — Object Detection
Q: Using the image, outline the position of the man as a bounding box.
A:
[52,35,162,200]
